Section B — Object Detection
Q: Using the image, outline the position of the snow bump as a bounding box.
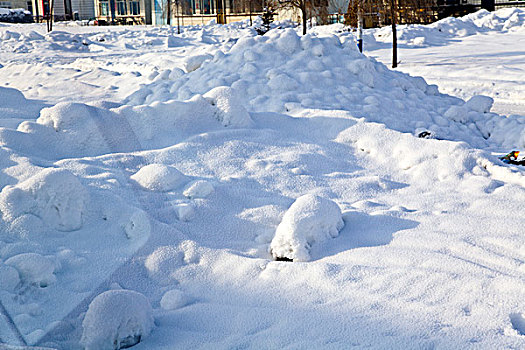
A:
[270,194,344,262]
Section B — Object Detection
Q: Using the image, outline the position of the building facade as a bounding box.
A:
[93,0,263,25]
[31,0,94,20]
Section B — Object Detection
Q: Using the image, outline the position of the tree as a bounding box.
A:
[390,0,397,68]
[272,0,311,35]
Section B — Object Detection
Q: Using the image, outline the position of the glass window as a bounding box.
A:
[100,1,109,15]
[130,1,139,15]
[117,1,127,15]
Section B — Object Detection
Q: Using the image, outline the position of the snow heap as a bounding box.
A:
[203,86,255,128]
[131,164,188,192]
[270,194,344,262]
[0,168,88,232]
[81,289,154,350]
[0,89,254,159]
[0,8,33,23]
[371,8,525,47]
[0,86,44,127]
[4,252,58,288]
[124,27,520,148]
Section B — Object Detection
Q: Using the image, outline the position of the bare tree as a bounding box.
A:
[272,0,309,35]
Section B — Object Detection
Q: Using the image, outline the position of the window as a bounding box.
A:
[117,0,127,15]
[130,0,139,15]
[99,1,109,15]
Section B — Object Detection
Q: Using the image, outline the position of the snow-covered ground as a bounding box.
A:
[362,8,525,116]
[0,9,524,350]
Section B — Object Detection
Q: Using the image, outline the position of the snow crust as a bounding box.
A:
[270,194,344,261]
[80,290,154,350]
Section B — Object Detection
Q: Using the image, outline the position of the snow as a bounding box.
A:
[270,194,344,261]
[4,253,57,288]
[0,168,88,232]
[183,180,214,199]
[160,289,190,310]
[0,8,524,350]
[80,290,154,350]
[0,263,20,292]
[131,164,188,192]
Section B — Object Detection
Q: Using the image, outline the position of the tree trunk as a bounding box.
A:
[167,0,171,25]
[390,0,397,68]
[301,4,307,35]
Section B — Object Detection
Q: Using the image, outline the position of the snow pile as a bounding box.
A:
[81,290,154,350]
[336,121,484,186]
[4,253,58,288]
[0,168,88,232]
[270,194,344,262]
[442,95,525,148]
[203,86,255,128]
[0,86,44,127]
[0,262,20,291]
[0,8,33,23]
[183,180,214,199]
[371,8,525,48]
[124,28,503,148]
[0,93,254,159]
[160,289,190,310]
[131,164,188,192]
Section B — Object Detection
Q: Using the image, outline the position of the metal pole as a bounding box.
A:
[357,2,363,53]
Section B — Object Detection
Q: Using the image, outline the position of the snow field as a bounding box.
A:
[0,9,524,349]
[364,8,525,117]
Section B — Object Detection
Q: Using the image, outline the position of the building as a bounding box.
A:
[0,0,33,12]
[31,0,94,20]
[95,0,151,24]
[94,0,264,25]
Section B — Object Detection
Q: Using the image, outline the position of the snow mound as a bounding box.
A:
[173,203,195,222]
[0,86,44,123]
[336,121,483,185]
[123,27,502,149]
[184,54,212,72]
[0,262,20,291]
[131,164,188,192]
[270,194,344,262]
[465,95,494,113]
[183,180,214,199]
[4,253,57,287]
[0,8,33,23]
[0,168,88,231]
[160,289,190,310]
[121,207,151,240]
[81,289,154,350]
[203,87,255,128]
[145,242,199,284]
[0,93,255,159]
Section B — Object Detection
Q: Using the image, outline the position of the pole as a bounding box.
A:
[357,2,363,53]
[176,0,180,33]
[390,0,397,68]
